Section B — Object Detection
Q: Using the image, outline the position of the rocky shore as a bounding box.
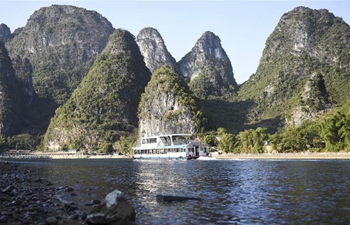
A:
[0,160,135,225]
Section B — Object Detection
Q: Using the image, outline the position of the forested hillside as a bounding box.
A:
[238,7,350,125]
[138,65,207,140]
[42,29,151,152]
[5,5,114,134]
[0,5,349,153]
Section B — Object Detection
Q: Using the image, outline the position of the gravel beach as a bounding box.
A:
[0,160,80,225]
[0,160,136,225]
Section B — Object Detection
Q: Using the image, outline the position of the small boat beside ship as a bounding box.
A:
[132,134,214,160]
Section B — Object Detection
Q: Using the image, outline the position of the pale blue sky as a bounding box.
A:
[1,0,349,84]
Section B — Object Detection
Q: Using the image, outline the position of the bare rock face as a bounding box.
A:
[138,66,206,138]
[6,4,115,106]
[11,55,35,106]
[263,7,348,65]
[178,31,237,99]
[288,72,332,126]
[0,24,12,41]
[0,42,22,136]
[4,4,115,135]
[136,27,178,74]
[239,6,350,123]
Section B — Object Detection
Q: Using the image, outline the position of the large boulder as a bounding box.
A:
[86,189,136,225]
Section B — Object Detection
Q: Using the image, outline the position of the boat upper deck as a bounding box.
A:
[134,134,197,149]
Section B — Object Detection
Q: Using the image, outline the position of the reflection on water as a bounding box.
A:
[16,159,350,224]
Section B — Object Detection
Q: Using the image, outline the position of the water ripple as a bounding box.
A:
[15,158,350,224]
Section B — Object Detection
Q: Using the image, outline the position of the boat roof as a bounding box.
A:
[141,134,193,139]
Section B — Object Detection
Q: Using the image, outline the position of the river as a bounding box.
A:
[12,158,350,224]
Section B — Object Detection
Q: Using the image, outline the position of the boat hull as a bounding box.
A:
[133,153,187,160]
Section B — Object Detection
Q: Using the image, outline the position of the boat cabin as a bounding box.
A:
[133,134,210,159]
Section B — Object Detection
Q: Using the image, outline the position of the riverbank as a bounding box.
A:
[0,161,70,224]
[2,151,350,160]
[212,152,350,160]
[0,160,136,225]
[0,151,132,160]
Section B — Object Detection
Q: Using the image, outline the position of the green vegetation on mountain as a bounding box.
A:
[42,29,151,151]
[0,41,22,136]
[238,7,350,126]
[5,5,114,136]
[0,5,349,154]
[189,58,237,100]
[178,31,237,100]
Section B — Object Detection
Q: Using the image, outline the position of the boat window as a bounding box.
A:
[172,135,193,145]
[142,138,157,144]
[160,136,171,146]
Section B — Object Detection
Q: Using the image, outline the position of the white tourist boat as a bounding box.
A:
[132,134,212,160]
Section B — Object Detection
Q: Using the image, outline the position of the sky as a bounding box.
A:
[1,0,349,84]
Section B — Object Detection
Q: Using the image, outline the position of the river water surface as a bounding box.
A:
[14,159,350,224]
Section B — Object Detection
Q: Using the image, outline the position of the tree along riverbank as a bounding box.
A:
[212,151,350,160]
[2,151,350,160]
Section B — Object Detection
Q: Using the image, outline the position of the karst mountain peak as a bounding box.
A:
[0,4,348,151]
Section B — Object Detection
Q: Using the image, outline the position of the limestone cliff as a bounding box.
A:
[136,27,178,74]
[0,24,12,41]
[138,66,206,138]
[288,72,333,126]
[178,31,237,99]
[11,55,35,106]
[0,42,22,136]
[43,29,151,151]
[6,4,114,110]
[238,6,350,123]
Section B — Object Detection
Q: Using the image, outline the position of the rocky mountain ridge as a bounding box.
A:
[136,27,178,74]
[238,6,350,128]
[138,66,206,140]
[178,31,238,99]
[0,5,348,151]
[0,42,22,136]
[43,29,151,151]
[0,24,12,41]
[5,5,114,124]
[287,72,333,126]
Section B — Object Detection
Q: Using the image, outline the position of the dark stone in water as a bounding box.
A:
[65,187,74,192]
[156,194,202,202]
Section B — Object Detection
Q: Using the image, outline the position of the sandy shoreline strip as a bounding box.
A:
[213,152,350,160]
[1,152,350,160]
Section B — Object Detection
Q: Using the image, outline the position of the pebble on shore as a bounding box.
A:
[0,161,68,224]
[0,161,136,225]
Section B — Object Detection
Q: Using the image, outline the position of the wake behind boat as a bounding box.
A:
[132,134,212,160]
[197,156,217,160]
